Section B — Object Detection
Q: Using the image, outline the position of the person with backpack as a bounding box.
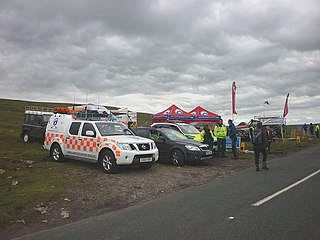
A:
[252,122,269,171]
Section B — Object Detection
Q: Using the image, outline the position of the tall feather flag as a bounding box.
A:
[232,81,237,114]
[283,93,290,117]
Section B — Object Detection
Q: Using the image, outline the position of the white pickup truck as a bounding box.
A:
[43,114,159,173]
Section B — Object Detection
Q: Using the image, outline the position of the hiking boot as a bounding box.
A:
[262,163,269,170]
[256,166,260,172]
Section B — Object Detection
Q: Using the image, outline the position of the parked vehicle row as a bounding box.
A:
[21,106,215,174]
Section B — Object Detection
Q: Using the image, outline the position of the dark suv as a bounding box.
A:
[132,127,212,166]
[21,106,53,143]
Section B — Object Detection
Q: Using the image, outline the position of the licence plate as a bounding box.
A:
[140,157,153,163]
[206,150,212,155]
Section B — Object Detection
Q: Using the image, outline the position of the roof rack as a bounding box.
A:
[74,111,116,121]
[25,106,54,113]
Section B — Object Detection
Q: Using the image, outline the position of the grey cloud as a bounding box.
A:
[0,0,319,124]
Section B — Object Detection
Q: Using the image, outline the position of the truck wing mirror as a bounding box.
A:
[86,130,95,137]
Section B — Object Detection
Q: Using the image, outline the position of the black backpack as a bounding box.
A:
[251,128,263,146]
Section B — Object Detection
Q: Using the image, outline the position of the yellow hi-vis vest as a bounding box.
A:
[214,124,227,138]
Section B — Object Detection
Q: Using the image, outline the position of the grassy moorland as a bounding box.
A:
[0,98,319,229]
[0,98,152,227]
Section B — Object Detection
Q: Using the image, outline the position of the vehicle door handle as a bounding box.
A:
[78,138,83,141]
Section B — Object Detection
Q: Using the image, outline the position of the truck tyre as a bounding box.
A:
[50,143,65,162]
[23,131,32,143]
[170,149,185,166]
[99,149,118,174]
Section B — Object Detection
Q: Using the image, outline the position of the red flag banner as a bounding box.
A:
[232,81,237,114]
[283,93,290,117]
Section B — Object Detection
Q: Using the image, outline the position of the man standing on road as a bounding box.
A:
[228,119,238,159]
[252,122,269,172]
[214,119,227,158]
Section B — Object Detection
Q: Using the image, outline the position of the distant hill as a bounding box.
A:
[0,98,152,127]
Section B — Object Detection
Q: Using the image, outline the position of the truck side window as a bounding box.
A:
[36,116,42,125]
[170,126,179,132]
[69,122,81,135]
[82,123,96,138]
[25,114,30,123]
[29,114,36,123]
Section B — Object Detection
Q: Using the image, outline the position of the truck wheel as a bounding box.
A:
[99,150,118,174]
[170,149,185,166]
[23,131,31,143]
[50,143,65,162]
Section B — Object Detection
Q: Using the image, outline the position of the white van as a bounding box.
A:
[44,114,159,173]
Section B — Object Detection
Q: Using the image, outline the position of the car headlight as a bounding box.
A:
[185,144,200,151]
[151,142,156,149]
[117,143,131,151]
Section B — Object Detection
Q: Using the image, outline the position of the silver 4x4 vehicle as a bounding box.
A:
[21,106,54,143]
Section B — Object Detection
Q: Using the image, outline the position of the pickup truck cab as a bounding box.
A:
[44,114,159,173]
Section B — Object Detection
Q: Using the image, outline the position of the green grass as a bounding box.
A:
[0,99,144,227]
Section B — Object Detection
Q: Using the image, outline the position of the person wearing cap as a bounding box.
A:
[214,119,227,157]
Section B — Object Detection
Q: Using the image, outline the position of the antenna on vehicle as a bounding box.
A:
[85,92,88,120]
[73,92,76,113]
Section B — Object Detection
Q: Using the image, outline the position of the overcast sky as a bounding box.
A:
[1,0,319,124]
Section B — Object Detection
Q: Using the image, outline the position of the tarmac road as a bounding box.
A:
[13,145,320,240]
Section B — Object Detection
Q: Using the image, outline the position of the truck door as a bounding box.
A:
[65,122,82,158]
[78,123,98,160]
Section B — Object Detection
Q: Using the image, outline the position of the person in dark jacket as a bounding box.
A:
[200,124,214,152]
[228,119,238,159]
[309,123,314,135]
[303,123,308,135]
[252,122,269,171]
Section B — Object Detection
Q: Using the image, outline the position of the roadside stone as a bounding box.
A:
[61,210,70,219]
[42,220,48,223]
[35,206,48,214]
[0,169,5,174]
[64,198,71,202]
[15,220,26,225]
[11,180,19,186]
[26,160,36,165]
